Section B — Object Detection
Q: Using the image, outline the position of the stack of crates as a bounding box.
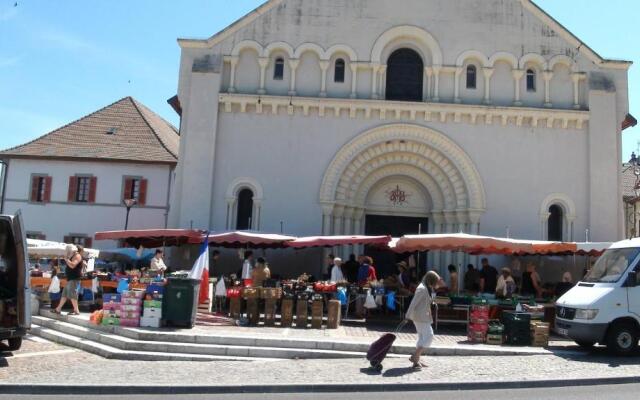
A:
[468,300,490,343]
[120,290,145,327]
[531,321,550,347]
[502,312,532,346]
[486,320,505,345]
[141,298,163,328]
[102,293,122,326]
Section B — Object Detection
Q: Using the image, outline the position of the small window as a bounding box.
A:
[31,176,49,203]
[123,177,148,206]
[526,69,537,92]
[274,58,285,80]
[548,204,564,241]
[236,189,254,230]
[334,59,346,83]
[466,65,477,89]
[76,177,91,202]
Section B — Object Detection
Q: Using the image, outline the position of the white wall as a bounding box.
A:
[3,158,173,248]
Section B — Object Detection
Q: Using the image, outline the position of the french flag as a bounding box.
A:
[188,232,210,304]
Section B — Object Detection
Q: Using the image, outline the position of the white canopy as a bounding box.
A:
[27,239,100,259]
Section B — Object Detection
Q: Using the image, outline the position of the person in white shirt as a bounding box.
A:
[241,251,254,281]
[405,271,440,370]
[495,267,516,298]
[330,258,345,282]
[149,250,167,274]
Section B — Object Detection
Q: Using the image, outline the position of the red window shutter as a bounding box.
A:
[84,237,93,248]
[30,176,39,202]
[44,176,53,203]
[138,179,148,206]
[123,178,133,201]
[67,176,78,202]
[88,177,97,203]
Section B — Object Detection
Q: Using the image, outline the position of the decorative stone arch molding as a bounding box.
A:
[319,124,486,239]
[519,53,548,70]
[325,44,358,62]
[456,50,490,68]
[371,26,443,66]
[488,51,518,69]
[549,55,575,72]
[539,193,577,241]
[263,41,295,58]
[231,40,264,57]
[294,42,327,60]
[225,177,264,231]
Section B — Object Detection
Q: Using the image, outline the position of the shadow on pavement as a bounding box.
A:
[383,366,421,377]
[359,367,381,376]
[551,346,640,368]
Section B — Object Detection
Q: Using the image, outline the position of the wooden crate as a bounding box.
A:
[264,299,277,327]
[246,298,260,325]
[311,300,323,329]
[327,300,341,329]
[296,299,308,329]
[281,299,294,327]
[229,297,242,319]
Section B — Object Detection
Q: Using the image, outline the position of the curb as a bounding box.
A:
[2,376,640,395]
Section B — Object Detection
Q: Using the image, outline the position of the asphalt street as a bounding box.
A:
[0,384,639,400]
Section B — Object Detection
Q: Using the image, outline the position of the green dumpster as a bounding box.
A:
[162,278,200,328]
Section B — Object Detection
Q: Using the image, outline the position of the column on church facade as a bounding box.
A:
[371,63,380,99]
[257,57,269,95]
[483,67,494,105]
[543,71,553,107]
[512,69,524,106]
[342,207,355,259]
[432,66,441,102]
[424,67,433,102]
[228,56,239,93]
[454,67,463,103]
[319,60,330,97]
[350,64,358,99]
[288,59,300,96]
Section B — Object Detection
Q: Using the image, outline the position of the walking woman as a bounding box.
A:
[405,271,440,370]
[53,245,84,315]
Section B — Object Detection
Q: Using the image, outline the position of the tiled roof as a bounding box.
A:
[622,163,639,201]
[1,97,179,164]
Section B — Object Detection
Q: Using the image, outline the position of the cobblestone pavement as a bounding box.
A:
[1,336,638,386]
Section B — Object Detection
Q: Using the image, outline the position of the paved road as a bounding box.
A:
[1,384,639,399]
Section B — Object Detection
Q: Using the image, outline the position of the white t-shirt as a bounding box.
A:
[241,259,253,280]
[150,257,167,272]
[330,265,345,282]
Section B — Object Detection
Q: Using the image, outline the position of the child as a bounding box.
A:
[48,264,62,309]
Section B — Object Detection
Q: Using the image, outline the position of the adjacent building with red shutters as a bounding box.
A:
[0,97,179,248]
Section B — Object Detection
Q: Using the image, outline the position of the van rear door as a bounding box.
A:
[0,212,29,331]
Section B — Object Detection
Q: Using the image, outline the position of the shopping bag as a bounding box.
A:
[48,276,61,294]
[364,290,377,309]
[117,278,129,294]
[215,279,227,297]
[386,291,396,311]
[91,277,99,294]
[336,288,347,306]
[375,295,383,306]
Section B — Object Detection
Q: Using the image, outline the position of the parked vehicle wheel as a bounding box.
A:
[575,341,595,349]
[606,322,639,356]
[7,337,22,351]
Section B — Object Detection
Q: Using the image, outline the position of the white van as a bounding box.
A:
[0,212,30,351]
[556,239,640,355]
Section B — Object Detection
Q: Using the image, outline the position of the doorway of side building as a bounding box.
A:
[364,214,429,279]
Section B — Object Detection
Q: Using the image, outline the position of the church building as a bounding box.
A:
[169,0,632,271]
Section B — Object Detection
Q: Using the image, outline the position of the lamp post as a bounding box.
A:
[123,198,137,230]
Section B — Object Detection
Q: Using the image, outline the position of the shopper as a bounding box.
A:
[405,271,440,370]
[521,263,542,298]
[357,256,377,286]
[464,264,480,293]
[209,250,220,278]
[330,257,345,283]
[54,246,84,315]
[495,268,516,298]
[149,249,167,275]
[251,257,271,287]
[48,264,62,310]
[447,264,459,294]
[343,254,359,283]
[479,258,499,295]
[323,253,335,281]
[241,251,254,282]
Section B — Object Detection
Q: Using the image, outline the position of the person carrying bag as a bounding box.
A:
[405,271,440,370]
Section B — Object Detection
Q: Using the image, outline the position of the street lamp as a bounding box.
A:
[123,198,137,230]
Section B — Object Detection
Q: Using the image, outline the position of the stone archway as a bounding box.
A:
[319,123,486,265]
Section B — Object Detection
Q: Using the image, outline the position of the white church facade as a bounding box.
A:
[169,0,632,270]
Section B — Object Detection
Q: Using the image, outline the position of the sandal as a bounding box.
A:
[51,309,60,314]
[68,312,80,316]
[412,363,422,370]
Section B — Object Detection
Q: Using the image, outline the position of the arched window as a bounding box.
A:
[385,48,424,102]
[526,69,537,92]
[334,58,346,83]
[273,58,285,80]
[548,204,564,241]
[236,189,254,230]
[466,65,477,89]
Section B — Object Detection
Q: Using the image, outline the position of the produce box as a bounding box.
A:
[122,298,143,306]
[103,308,122,317]
[486,334,503,345]
[140,316,161,328]
[122,290,146,299]
[243,287,261,300]
[119,318,140,327]
[102,316,120,326]
[103,303,121,312]
[103,294,121,303]
[143,300,162,309]
[122,311,141,319]
[327,300,341,329]
[261,288,282,300]
[467,330,486,343]
[122,304,142,311]
[143,308,162,319]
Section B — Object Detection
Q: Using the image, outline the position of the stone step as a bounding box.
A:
[32,315,367,360]
[29,325,263,362]
[37,309,555,357]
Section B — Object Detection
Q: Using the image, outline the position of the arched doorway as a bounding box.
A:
[548,204,564,241]
[386,49,424,102]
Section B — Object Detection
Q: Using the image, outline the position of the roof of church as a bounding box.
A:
[177,0,632,69]
[0,97,179,164]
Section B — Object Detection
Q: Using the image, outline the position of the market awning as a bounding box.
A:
[94,229,203,248]
[285,235,391,249]
[393,233,539,255]
[193,231,297,249]
[27,238,100,259]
